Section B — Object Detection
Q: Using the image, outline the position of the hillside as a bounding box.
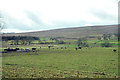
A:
[2,24,118,38]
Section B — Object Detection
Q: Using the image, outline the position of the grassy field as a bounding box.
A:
[2,47,118,78]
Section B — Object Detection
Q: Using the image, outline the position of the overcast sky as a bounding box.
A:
[0,0,118,33]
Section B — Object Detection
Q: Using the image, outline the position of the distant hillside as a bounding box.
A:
[2,24,118,38]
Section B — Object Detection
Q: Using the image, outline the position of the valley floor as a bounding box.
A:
[2,47,118,78]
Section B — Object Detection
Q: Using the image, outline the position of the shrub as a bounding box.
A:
[57,40,65,44]
[101,41,112,47]
[77,38,89,47]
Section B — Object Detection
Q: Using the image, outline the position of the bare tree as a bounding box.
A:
[0,13,5,32]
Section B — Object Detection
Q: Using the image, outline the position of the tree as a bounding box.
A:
[77,38,88,47]
[0,14,5,32]
[50,37,57,43]
[103,34,108,40]
[102,34,112,40]
[14,36,20,45]
[98,36,102,41]
[56,40,65,44]
[107,34,112,40]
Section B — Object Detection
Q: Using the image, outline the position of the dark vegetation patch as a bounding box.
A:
[5,64,18,66]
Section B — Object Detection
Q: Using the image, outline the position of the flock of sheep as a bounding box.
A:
[2,46,68,53]
[2,45,117,53]
[3,47,37,53]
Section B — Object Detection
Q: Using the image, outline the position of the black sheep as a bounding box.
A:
[78,47,82,49]
[113,49,117,52]
[75,48,78,50]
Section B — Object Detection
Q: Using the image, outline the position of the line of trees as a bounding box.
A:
[97,33,119,41]
[2,36,40,45]
[50,37,65,44]
[2,36,66,45]
[97,33,119,47]
[97,33,112,41]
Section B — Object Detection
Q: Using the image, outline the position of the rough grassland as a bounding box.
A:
[2,47,118,78]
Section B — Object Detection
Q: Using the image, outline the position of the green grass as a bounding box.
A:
[2,47,118,78]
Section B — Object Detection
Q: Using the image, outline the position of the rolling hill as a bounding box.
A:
[2,24,118,38]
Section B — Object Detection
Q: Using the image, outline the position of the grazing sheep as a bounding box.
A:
[5,48,17,52]
[3,49,8,53]
[32,48,36,50]
[21,48,24,52]
[113,49,117,52]
[3,48,23,53]
[48,45,54,48]
[25,48,30,52]
[61,47,63,49]
[48,45,53,49]
[16,48,19,50]
[75,48,78,50]
[78,47,82,49]
[94,43,96,44]
[48,46,51,49]
[4,49,7,52]
[32,48,36,52]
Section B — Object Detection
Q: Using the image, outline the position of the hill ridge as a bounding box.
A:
[2,24,118,38]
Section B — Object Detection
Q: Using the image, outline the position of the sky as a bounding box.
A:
[0,0,118,33]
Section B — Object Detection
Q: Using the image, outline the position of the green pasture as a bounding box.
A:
[2,47,118,78]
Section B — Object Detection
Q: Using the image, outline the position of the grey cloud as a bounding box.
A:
[90,10,117,23]
[23,10,52,30]
[1,5,118,33]
[2,11,43,31]
[24,10,43,25]
[6,17,31,30]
